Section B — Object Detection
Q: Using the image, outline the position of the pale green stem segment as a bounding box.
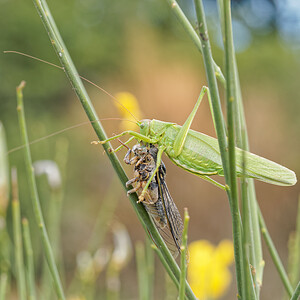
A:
[165,0,226,86]
[135,242,148,300]
[223,1,248,299]
[0,273,9,300]
[290,281,300,300]
[16,81,66,300]
[12,173,27,300]
[192,0,244,298]
[145,238,155,300]
[22,218,37,300]
[178,209,190,300]
[32,1,197,298]
[258,207,293,297]
[218,0,263,295]
[288,197,300,288]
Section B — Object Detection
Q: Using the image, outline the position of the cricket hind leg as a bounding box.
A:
[171,86,226,190]
[172,86,216,157]
[197,175,226,190]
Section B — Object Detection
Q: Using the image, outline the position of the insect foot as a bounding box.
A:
[138,192,146,203]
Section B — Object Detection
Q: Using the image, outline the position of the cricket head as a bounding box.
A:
[139,119,151,136]
[139,119,174,139]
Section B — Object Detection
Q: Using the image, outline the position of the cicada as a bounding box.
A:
[124,143,183,258]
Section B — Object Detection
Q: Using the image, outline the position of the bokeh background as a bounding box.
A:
[1,0,300,299]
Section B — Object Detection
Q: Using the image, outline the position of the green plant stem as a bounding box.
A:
[12,171,26,300]
[87,177,121,252]
[40,139,68,300]
[223,1,247,298]
[179,208,189,300]
[32,1,196,299]
[16,81,65,300]
[241,145,258,300]
[258,207,293,297]
[22,218,37,300]
[193,0,228,177]
[290,281,300,300]
[152,245,179,290]
[135,242,148,300]
[288,197,300,287]
[0,273,8,300]
[165,0,225,86]
[145,238,154,300]
[217,0,263,292]
[192,1,246,298]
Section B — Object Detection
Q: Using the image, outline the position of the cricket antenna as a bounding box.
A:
[7,118,137,155]
[4,50,139,123]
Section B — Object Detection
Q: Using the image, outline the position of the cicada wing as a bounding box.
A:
[156,170,183,258]
[142,198,179,258]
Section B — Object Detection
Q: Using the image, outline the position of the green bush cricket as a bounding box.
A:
[6,52,297,202]
[95,86,297,202]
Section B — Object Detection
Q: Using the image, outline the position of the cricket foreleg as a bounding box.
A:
[111,137,135,153]
[92,130,156,145]
[138,146,166,202]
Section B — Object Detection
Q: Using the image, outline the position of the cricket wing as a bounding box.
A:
[234,147,297,186]
[177,129,296,186]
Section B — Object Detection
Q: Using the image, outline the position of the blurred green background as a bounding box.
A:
[1,0,300,299]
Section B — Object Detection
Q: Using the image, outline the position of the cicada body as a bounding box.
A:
[124,143,183,258]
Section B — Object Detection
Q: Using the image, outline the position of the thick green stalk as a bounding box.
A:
[192,0,245,297]
[12,179,27,300]
[241,147,259,300]
[178,209,189,300]
[165,0,225,86]
[217,0,263,292]
[223,1,248,298]
[16,81,65,300]
[258,208,293,297]
[193,0,228,175]
[22,218,37,300]
[290,281,300,300]
[32,1,196,298]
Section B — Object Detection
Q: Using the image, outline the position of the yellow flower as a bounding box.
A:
[114,92,142,131]
[188,240,234,299]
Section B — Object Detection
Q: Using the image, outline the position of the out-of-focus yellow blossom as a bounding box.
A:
[114,92,142,131]
[188,240,234,300]
[67,296,86,300]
